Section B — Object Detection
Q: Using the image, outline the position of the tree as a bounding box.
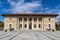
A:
[56,15,60,24]
[56,15,60,30]
[0,21,4,27]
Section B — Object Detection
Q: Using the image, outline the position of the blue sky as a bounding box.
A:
[0,0,60,22]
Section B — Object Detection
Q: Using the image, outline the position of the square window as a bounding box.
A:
[24,18,27,21]
[20,24,22,28]
[39,18,42,21]
[29,18,32,21]
[49,18,50,21]
[34,24,36,28]
[34,18,37,21]
[24,24,27,28]
[10,17,12,20]
[39,24,41,28]
[19,18,22,21]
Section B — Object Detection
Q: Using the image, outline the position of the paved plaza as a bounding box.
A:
[0,30,60,40]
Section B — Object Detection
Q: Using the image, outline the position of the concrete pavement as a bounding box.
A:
[0,30,60,40]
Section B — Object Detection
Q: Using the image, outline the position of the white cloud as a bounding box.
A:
[8,0,16,6]
[7,0,60,14]
[44,5,60,14]
[8,0,42,13]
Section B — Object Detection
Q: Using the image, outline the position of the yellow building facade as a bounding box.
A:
[2,14,58,31]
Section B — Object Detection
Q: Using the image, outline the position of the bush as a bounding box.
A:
[56,24,60,31]
[5,29,7,32]
[52,29,54,32]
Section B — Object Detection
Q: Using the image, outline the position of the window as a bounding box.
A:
[34,18,37,21]
[39,18,42,21]
[49,24,51,28]
[34,24,36,28]
[24,18,27,21]
[20,24,22,28]
[19,18,22,21]
[10,17,12,20]
[24,24,27,28]
[29,18,32,21]
[9,24,12,27]
[39,24,41,28]
[9,24,12,29]
[49,18,50,21]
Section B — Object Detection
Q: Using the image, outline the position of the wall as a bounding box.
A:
[4,16,19,31]
[4,16,56,31]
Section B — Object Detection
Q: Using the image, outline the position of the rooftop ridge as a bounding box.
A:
[1,13,58,17]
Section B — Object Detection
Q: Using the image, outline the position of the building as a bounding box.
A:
[2,14,58,31]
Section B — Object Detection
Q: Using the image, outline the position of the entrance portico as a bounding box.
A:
[19,17,42,30]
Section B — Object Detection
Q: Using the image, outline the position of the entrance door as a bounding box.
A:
[29,23,32,29]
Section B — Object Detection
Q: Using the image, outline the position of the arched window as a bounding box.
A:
[9,24,12,29]
[9,24,12,27]
[49,24,51,27]
[48,24,51,29]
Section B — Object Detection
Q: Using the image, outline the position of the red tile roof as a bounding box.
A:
[2,14,58,17]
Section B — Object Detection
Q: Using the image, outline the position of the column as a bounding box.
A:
[22,18,24,30]
[37,18,38,30]
[18,17,20,30]
[27,18,29,30]
[32,18,34,30]
[42,18,44,31]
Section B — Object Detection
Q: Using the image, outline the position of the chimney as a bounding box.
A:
[16,12,18,14]
[24,11,26,13]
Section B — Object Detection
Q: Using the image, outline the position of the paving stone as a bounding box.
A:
[0,30,60,40]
